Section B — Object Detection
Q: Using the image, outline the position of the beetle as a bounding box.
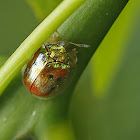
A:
[22,31,89,99]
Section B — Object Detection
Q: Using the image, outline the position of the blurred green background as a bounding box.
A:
[2,0,140,140]
[0,0,38,56]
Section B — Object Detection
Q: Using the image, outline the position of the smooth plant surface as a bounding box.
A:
[70,0,140,139]
[0,0,130,139]
[27,0,62,20]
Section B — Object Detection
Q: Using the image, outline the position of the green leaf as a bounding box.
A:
[27,0,62,20]
[0,57,7,68]
[70,0,140,139]
[0,0,128,139]
[0,0,38,56]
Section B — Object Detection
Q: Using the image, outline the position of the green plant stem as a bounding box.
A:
[0,0,87,95]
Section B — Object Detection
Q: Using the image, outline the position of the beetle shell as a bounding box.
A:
[22,41,77,99]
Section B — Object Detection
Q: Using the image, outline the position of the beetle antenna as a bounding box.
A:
[56,30,90,48]
[56,30,69,44]
[69,42,90,48]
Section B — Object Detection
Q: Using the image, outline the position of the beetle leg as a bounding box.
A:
[56,30,69,45]
[68,48,78,65]
[53,35,58,42]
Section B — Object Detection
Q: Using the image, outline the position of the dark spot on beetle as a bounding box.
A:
[33,61,36,65]
[50,86,55,91]
[48,84,56,91]
[48,74,54,79]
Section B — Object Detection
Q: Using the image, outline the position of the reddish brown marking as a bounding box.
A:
[28,66,68,97]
